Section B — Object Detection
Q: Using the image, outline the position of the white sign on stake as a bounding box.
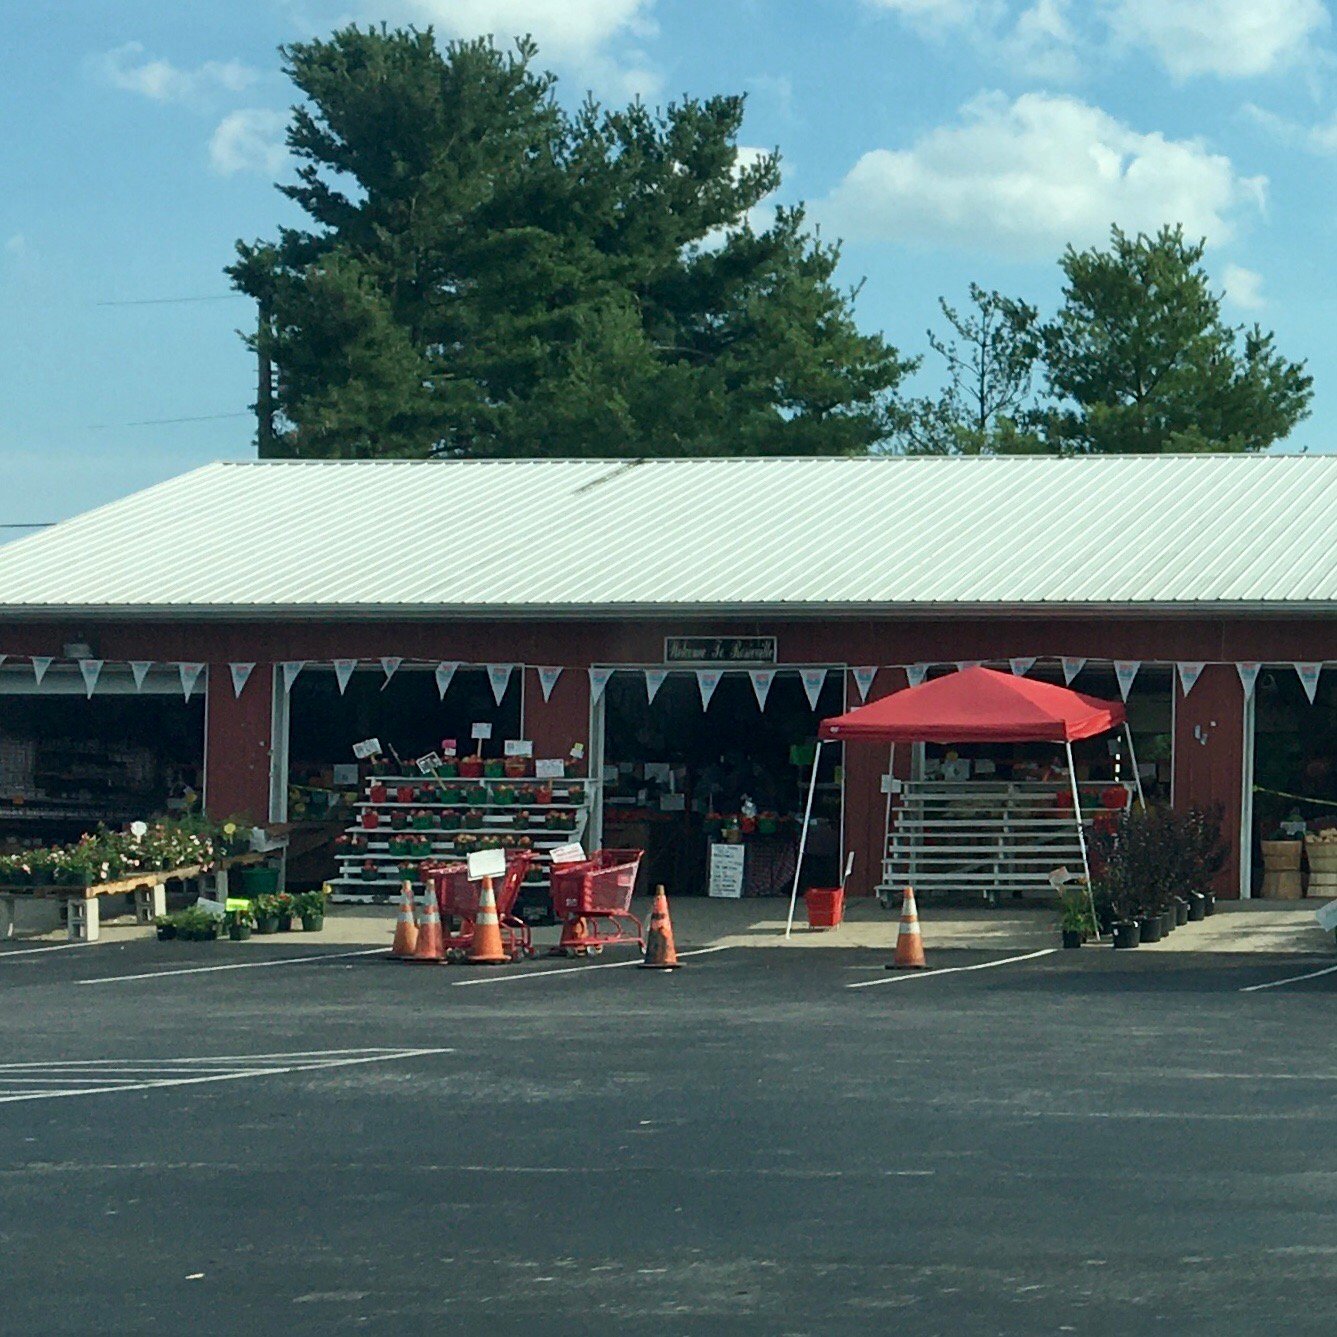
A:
[467,849,507,881]
[380,657,402,690]
[1114,661,1140,700]
[644,668,668,704]
[504,739,534,757]
[31,656,52,686]
[178,662,205,702]
[129,661,153,690]
[486,663,514,705]
[905,663,928,688]
[333,659,358,694]
[800,667,827,711]
[434,661,458,699]
[1061,657,1086,686]
[1176,662,1205,698]
[281,661,305,693]
[351,738,381,759]
[1010,658,1036,677]
[588,667,613,702]
[852,666,877,702]
[1296,663,1323,704]
[696,668,723,710]
[535,759,566,779]
[471,722,492,741]
[229,662,255,698]
[416,752,443,774]
[749,668,775,711]
[1237,662,1262,700]
[536,666,562,701]
[78,659,103,699]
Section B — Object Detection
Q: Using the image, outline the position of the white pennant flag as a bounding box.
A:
[281,661,305,693]
[589,667,613,702]
[486,664,514,705]
[379,657,402,691]
[0,655,5,669]
[906,663,928,688]
[1061,657,1086,686]
[1295,662,1323,704]
[129,661,153,690]
[696,668,722,710]
[800,667,827,711]
[1114,660,1140,700]
[178,662,205,702]
[31,656,52,686]
[852,666,877,702]
[1237,661,1261,700]
[1010,658,1036,677]
[1177,662,1206,698]
[749,668,775,711]
[956,660,983,673]
[79,659,103,699]
[229,662,255,698]
[435,661,459,699]
[333,659,358,695]
[536,666,562,702]
[644,668,668,703]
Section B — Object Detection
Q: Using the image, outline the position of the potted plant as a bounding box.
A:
[503,755,529,779]
[457,755,483,779]
[295,889,326,932]
[483,757,505,779]
[154,913,177,941]
[1058,889,1096,948]
[252,894,281,934]
[273,891,296,930]
[227,904,255,941]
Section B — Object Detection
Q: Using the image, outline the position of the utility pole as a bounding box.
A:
[256,297,276,458]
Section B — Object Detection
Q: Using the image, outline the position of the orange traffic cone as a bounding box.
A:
[404,889,445,963]
[887,885,927,969]
[466,876,508,965]
[388,881,419,960]
[639,885,681,970]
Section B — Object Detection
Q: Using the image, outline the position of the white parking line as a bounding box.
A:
[0,942,88,960]
[1240,961,1337,993]
[847,948,1057,989]
[78,947,388,986]
[451,944,730,986]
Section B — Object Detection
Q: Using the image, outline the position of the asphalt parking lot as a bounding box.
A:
[1,931,1334,1335]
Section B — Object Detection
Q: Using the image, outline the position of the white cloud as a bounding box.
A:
[865,0,993,26]
[823,92,1265,259]
[97,42,259,104]
[1107,0,1328,79]
[1222,263,1266,311]
[209,109,288,176]
[1243,102,1337,154]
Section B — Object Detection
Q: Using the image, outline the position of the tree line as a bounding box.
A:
[230,26,1312,460]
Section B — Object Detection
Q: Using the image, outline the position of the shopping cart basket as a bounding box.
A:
[549,849,644,956]
[423,850,536,963]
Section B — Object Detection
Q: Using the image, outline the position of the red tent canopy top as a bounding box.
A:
[818,666,1126,745]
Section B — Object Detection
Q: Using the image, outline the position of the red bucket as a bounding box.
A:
[804,887,844,929]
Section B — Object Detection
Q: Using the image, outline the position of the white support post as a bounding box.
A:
[1123,723,1147,809]
[785,742,825,938]
[1065,740,1099,943]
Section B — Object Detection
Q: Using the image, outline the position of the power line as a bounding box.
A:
[96,294,245,307]
[0,523,55,530]
[88,411,251,430]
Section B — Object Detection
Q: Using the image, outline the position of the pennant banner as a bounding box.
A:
[1113,660,1140,701]
[1009,658,1036,677]
[956,660,983,673]
[434,661,459,700]
[1061,657,1086,686]
[333,659,358,695]
[696,668,722,711]
[905,663,928,688]
[1296,662,1323,705]
[78,659,103,699]
[588,667,613,702]
[31,656,52,686]
[1176,662,1205,698]
[1237,661,1261,700]
[281,661,305,693]
[229,662,255,699]
[379,656,402,691]
[800,667,827,712]
[536,666,563,702]
[852,666,877,703]
[487,663,514,706]
[644,668,668,704]
[749,669,775,711]
[178,662,205,702]
[129,660,153,690]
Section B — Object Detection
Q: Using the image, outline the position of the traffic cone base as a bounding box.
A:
[466,876,509,965]
[388,881,419,960]
[639,885,681,970]
[888,885,927,970]
[405,889,445,963]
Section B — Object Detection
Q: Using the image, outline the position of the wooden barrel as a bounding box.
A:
[1261,869,1303,899]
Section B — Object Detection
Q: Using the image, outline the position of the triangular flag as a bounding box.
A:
[1177,662,1205,698]
[333,659,358,695]
[696,668,722,710]
[229,663,255,698]
[589,667,613,702]
[956,660,983,672]
[1237,662,1261,700]
[536,666,563,702]
[79,659,103,698]
[486,664,514,705]
[0,655,5,669]
[905,663,928,688]
[1010,658,1036,677]
[645,668,668,704]
[31,656,52,685]
[800,667,827,711]
[1061,657,1086,686]
[379,657,402,691]
[749,669,775,711]
[435,662,459,699]
[178,662,205,702]
[1114,661,1140,700]
[129,661,153,690]
[281,661,305,693]
[852,666,877,703]
[1295,662,1323,704]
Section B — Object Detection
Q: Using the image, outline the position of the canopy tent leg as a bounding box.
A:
[1123,723,1147,809]
[785,742,826,938]
[1065,739,1100,943]
[881,743,896,905]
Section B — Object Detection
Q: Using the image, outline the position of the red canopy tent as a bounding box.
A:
[787,668,1141,938]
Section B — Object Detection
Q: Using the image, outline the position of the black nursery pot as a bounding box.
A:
[1062,929,1084,949]
[1203,893,1216,916]
[1161,908,1176,936]
[1138,914,1163,944]
[156,924,176,941]
[1113,921,1141,949]
[1187,893,1206,922]
[1175,899,1189,926]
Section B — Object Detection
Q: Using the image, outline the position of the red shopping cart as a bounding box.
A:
[549,849,645,956]
[422,850,536,963]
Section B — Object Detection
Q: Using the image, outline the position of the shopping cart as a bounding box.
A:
[549,849,645,956]
[422,850,536,963]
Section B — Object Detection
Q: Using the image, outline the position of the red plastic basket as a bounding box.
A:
[549,849,642,920]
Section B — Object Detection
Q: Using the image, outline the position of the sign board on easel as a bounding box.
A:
[708,843,745,898]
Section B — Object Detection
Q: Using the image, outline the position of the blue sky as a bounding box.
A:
[4,0,1336,524]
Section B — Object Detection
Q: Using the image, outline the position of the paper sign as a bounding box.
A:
[224,898,251,912]
[549,842,585,864]
[471,722,492,740]
[467,849,507,881]
[441,739,457,758]
[1047,867,1074,889]
[659,793,686,811]
[332,764,359,786]
[194,897,226,919]
[504,739,534,757]
[1316,900,1337,932]
[352,738,381,759]
[708,843,745,899]
[416,752,443,774]
[535,759,565,779]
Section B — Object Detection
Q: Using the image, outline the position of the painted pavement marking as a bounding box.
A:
[847,947,1057,989]
[78,947,388,986]
[450,944,730,986]
[1240,961,1337,993]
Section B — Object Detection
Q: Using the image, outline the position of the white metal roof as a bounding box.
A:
[1,455,1336,619]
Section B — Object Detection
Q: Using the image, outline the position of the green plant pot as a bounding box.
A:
[483,760,505,778]
[254,915,280,934]
[276,917,293,932]
[228,923,252,941]
[238,865,280,896]
[300,914,324,932]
